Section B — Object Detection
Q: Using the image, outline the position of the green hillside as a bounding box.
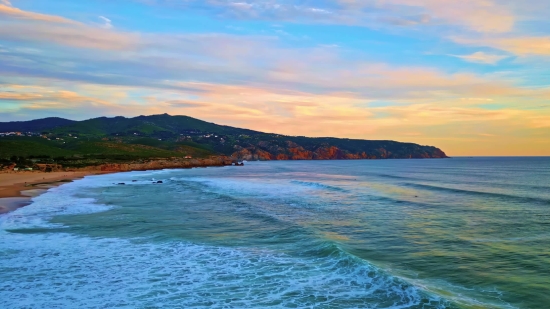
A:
[0,114,449,163]
[0,135,215,169]
[50,114,258,137]
[0,139,77,158]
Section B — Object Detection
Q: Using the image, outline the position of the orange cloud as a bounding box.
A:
[0,4,139,50]
[452,36,550,56]
[0,23,139,50]
[2,80,549,155]
[452,51,508,64]
[0,4,79,24]
[0,86,117,109]
[0,92,45,100]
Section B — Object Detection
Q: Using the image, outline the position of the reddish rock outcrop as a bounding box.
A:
[280,154,289,160]
[229,139,448,161]
[231,148,275,161]
[256,149,274,160]
[314,146,345,160]
[288,147,313,160]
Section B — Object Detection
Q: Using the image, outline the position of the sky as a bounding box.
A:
[0,0,549,156]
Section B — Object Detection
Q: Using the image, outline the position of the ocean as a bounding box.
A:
[1,157,549,308]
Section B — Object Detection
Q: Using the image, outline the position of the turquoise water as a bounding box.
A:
[1,158,549,308]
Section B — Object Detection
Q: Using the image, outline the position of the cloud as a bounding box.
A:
[0,5,275,53]
[0,3,79,24]
[2,79,549,156]
[460,98,494,102]
[452,51,508,64]
[1,26,544,105]
[530,116,550,128]
[0,22,139,50]
[0,87,114,106]
[98,16,113,29]
[0,5,136,50]
[0,84,139,118]
[0,3,526,106]
[1,0,11,6]
[141,0,515,33]
[0,92,45,100]
[164,99,211,108]
[371,0,515,33]
[452,36,550,56]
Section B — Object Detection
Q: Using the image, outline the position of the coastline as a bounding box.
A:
[0,156,239,215]
[0,171,103,215]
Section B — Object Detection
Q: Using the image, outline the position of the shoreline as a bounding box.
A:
[0,171,108,215]
[0,156,239,215]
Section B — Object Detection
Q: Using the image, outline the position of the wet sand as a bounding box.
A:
[0,172,96,214]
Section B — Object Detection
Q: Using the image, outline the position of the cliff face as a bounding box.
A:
[231,140,448,161]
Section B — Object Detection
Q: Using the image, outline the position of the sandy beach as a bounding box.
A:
[0,171,97,214]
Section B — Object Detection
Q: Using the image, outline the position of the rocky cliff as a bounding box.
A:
[231,140,447,161]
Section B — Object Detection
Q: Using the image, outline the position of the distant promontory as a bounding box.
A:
[0,114,448,170]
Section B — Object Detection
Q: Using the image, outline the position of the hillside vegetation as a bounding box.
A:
[0,114,448,168]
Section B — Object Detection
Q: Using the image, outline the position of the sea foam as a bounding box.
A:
[0,172,449,308]
[0,233,447,309]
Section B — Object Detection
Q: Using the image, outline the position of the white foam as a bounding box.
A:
[0,176,114,231]
[412,279,520,309]
[0,233,447,309]
[174,176,326,200]
[0,170,451,308]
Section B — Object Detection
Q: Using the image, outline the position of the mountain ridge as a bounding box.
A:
[0,117,76,133]
[0,114,448,161]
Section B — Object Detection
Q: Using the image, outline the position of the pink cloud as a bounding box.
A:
[452,51,508,64]
[452,36,550,56]
[0,3,79,24]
